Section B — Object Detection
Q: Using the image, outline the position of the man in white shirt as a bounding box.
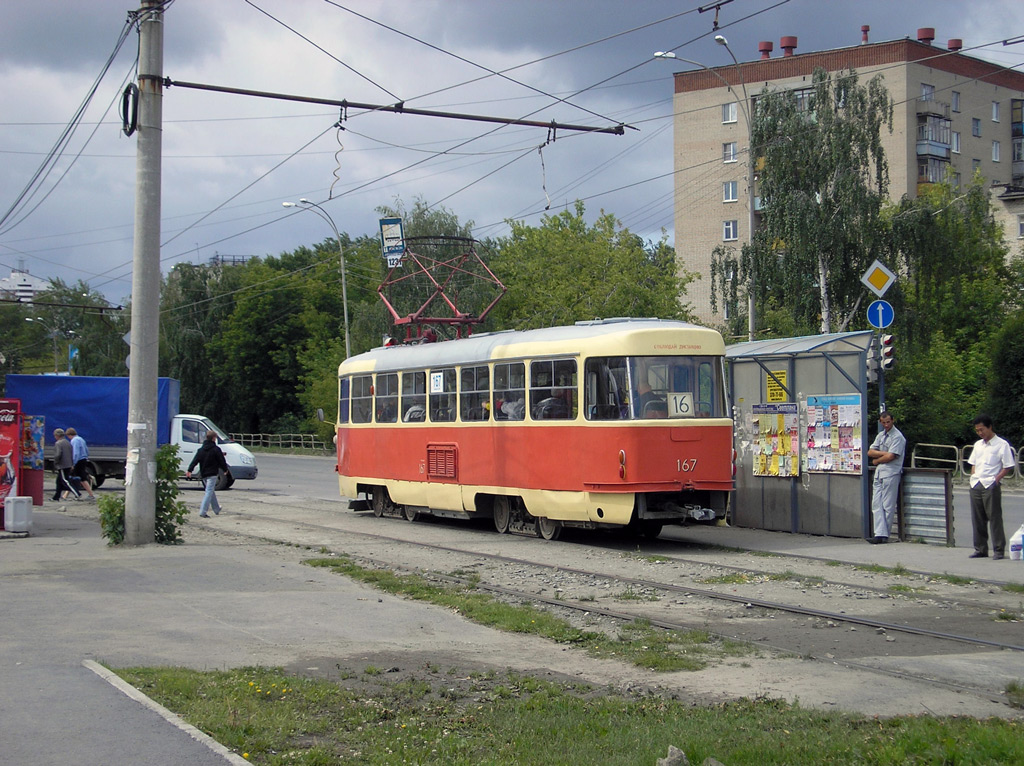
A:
[866,412,906,543]
[967,414,1016,560]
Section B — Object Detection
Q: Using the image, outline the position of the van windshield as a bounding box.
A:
[583,355,726,420]
[198,418,233,443]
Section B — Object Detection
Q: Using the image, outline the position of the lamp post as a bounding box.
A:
[713,35,756,342]
[283,199,351,358]
[25,317,59,373]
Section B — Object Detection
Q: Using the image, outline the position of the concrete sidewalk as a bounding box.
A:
[1,506,1020,765]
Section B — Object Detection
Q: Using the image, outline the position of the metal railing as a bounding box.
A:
[230,433,333,453]
[911,442,1024,483]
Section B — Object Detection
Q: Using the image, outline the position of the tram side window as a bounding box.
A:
[351,374,373,423]
[401,371,426,422]
[338,376,350,424]
[428,368,457,422]
[584,357,627,420]
[492,362,525,420]
[530,358,577,419]
[697,362,716,417]
[375,373,398,423]
[460,365,490,421]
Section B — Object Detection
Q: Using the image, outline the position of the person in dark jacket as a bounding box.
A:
[185,430,231,517]
[52,428,81,502]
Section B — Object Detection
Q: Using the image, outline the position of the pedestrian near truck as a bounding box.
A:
[866,411,905,544]
[65,427,95,500]
[51,428,80,502]
[967,414,1016,560]
[185,430,231,517]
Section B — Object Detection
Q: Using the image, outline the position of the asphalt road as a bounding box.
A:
[212,453,1024,550]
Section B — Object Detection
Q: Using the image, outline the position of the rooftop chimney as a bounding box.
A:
[917,27,935,45]
[780,36,798,57]
[758,40,773,59]
[948,38,963,52]
[861,25,870,45]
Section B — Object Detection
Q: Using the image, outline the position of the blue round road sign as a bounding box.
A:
[867,299,894,329]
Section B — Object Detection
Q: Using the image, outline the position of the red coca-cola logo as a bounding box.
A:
[0,411,16,423]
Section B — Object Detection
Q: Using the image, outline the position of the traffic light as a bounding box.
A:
[865,335,878,383]
[880,334,895,371]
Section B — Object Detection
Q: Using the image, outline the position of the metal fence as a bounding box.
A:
[911,442,1024,482]
[230,433,333,453]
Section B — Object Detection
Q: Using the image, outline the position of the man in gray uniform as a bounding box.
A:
[867,411,905,543]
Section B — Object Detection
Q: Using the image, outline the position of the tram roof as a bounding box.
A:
[725,331,873,359]
[340,318,725,373]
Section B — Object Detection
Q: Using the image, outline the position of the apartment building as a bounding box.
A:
[671,27,1024,327]
[0,260,50,302]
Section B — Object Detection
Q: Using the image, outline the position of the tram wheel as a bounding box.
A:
[493,496,511,534]
[372,486,388,517]
[537,517,562,541]
[403,504,419,522]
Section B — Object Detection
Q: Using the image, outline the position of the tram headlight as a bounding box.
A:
[619,449,626,479]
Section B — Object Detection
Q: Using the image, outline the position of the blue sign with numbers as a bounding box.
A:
[867,299,894,329]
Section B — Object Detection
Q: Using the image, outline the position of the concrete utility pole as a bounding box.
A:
[125,0,164,545]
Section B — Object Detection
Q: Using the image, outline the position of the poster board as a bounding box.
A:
[804,393,863,474]
[752,403,799,477]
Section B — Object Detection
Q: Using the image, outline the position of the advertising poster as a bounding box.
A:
[752,403,800,477]
[22,415,45,470]
[804,394,863,475]
[0,399,21,503]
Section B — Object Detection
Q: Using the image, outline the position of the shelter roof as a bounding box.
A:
[725,331,873,359]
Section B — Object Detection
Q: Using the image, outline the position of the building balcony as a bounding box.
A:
[916,98,950,119]
[916,140,951,160]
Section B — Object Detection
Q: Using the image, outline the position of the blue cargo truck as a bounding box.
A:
[5,375,257,490]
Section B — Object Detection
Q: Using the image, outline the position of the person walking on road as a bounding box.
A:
[968,414,1016,560]
[867,411,905,544]
[51,428,81,502]
[185,430,231,517]
[66,427,96,500]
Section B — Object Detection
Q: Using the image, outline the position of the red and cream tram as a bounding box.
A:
[333,318,733,539]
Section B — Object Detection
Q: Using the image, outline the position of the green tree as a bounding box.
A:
[490,202,691,330]
[723,68,894,335]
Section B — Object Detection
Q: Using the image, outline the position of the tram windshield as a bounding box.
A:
[583,355,726,420]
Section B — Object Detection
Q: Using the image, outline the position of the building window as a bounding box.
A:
[917,158,948,184]
[993,101,1000,122]
[993,141,1001,162]
[952,171,961,189]
[920,83,934,100]
[972,159,982,174]
[1013,138,1024,163]
[722,102,737,123]
[951,131,960,154]
[951,91,960,112]
[1019,214,1024,239]
[723,142,737,163]
[723,181,738,202]
[972,118,981,137]
[723,220,739,241]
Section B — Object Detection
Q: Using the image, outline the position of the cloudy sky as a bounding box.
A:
[2,0,1023,304]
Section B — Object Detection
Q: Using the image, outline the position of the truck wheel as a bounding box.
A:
[215,472,234,491]
[87,462,105,488]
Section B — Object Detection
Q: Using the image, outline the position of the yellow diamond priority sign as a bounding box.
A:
[860,260,896,297]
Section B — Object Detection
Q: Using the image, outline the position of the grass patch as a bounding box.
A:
[888,584,927,594]
[112,665,1024,765]
[1003,582,1024,594]
[1007,680,1024,709]
[698,570,824,587]
[994,608,1021,622]
[305,556,746,671]
[855,562,912,577]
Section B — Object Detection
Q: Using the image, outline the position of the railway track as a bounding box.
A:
[207,504,1023,707]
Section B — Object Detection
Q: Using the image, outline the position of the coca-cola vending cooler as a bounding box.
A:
[0,399,22,530]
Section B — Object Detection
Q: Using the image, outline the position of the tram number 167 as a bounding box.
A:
[677,458,698,472]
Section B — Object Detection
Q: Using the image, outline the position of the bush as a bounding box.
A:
[99,444,190,545]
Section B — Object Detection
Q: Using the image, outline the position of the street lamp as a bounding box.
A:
[283,198,351,358]
[25,316,59,373]
[714,35,757,342]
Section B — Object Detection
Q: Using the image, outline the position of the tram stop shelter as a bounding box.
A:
[726,331,895,540]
